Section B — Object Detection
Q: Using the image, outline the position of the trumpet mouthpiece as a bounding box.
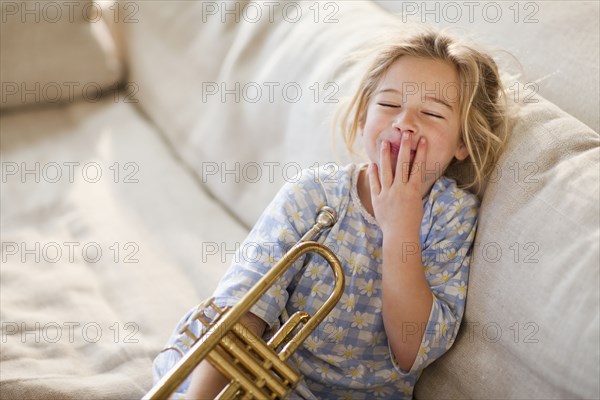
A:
[316,206,337,230]
[300,206,338,243]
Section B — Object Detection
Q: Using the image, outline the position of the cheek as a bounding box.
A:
[422,131,456,162]
[364,109,390,132]
[361,111,378,135]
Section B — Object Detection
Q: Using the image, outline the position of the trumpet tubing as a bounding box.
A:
[144,206,344,400]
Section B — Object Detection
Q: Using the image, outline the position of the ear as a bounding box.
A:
[454,141,469,161]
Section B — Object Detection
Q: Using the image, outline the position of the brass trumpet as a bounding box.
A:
[144,206,345,399]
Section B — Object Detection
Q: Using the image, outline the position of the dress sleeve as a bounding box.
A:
[211,168,328,329]
[392,188,480,377]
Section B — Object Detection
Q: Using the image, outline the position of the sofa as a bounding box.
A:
[1,1,598,399]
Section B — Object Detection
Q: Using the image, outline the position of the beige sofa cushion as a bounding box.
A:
[0,0,122,109]
[123,0,402,228]
[416,93,599,399]
[0,99,246,398]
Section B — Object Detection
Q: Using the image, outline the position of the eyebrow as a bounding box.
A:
[376,88,454,111]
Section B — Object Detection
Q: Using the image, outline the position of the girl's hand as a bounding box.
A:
[368,132,427,240]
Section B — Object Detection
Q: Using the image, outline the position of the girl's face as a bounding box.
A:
[361,56,469,197]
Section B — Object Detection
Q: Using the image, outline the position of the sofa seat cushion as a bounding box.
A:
[0,99,247,398]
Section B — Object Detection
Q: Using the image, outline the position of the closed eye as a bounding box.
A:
[378,103,400,108]
[423,112,444,119]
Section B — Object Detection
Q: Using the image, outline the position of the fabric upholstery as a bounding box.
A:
[0,0,122,109]
[1,0,598,398]
[416,93,600,399]
[0,99,245,398]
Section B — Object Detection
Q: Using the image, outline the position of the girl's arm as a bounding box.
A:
[368,136,433,372]
[185,312,266,399]
[381,233,433,372]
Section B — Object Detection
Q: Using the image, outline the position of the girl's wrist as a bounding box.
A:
[382,232,421,251]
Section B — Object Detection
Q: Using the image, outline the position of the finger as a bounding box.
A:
[368,162,381,195]
[397,131,412,184]
[379,140,392,188]
[410,137,427,185]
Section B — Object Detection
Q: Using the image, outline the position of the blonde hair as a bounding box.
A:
[337,27,512,197]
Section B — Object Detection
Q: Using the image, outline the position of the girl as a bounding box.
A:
[153,27,509,399]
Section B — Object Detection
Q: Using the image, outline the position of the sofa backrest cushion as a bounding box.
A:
[416,92,599,399]
[0,0,122,109]
[123,1,405,228]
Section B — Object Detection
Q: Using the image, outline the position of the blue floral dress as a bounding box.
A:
[153,163,479,399]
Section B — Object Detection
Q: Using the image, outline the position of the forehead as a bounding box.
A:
[377,56,460,98]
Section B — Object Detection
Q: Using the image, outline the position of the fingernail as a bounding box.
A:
[420,137,426,144]
[403,132,409,140]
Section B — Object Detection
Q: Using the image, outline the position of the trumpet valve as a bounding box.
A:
[198,296,224,315]
[193,296,226,327]
[179,297,227,342]
[178,322,198,342]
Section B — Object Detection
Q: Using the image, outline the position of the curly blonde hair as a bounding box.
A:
[337,27,512,197]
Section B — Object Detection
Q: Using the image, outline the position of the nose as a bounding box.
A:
[392,108,419,148]
[391,109,418,137]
